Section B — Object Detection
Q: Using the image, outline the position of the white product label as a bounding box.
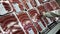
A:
[0,3,7,15]
[27,1,33,9]
[35,0,40,6]
[12,3,21,12]
[28,28,34,34]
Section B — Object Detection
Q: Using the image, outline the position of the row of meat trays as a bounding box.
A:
[0,7,56,34]
[0,0,60,34]
[0,0,60,15]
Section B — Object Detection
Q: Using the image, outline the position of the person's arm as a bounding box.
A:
[43,9,60,17]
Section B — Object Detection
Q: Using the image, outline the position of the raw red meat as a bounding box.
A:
[37,5,46,12]
[0,14,24,34]
[50,0,60,10]
[2,2,11,11]
[22,0,29,10]
[9,0,24,11]
[29,0,37,7]
[28,9,47,31]
[44,2,53,11]
[17,12,38,34]
[37,4,56,25]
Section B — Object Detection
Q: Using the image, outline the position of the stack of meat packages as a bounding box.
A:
[0,0,60,34]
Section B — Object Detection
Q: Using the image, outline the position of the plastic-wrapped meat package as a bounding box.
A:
[37,5,46,13]
[49,0,60,10]
[29,0,37,7]
[24,0,33,9]
[9,24,24,34]
[9,0,24,12]
[22,0,29,10]
[0,2,12,15]
[18,2,24,11]
[44,2,53,11]
[17,12,38,34]
[0,14,24,34]
[28,8,47,32]
[2,2,11,11]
